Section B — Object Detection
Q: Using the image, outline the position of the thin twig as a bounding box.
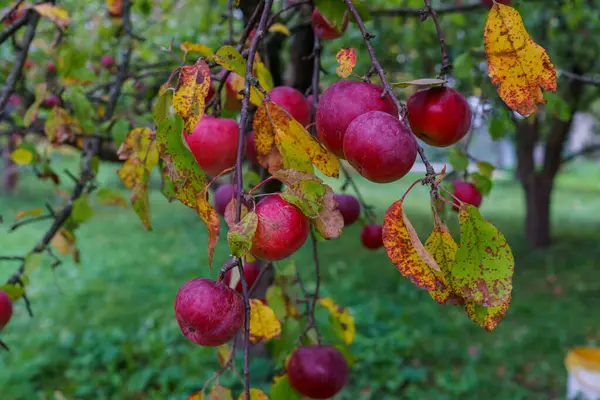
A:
[423,0,452,76]
[266,0,311,28]
[370,2,483,17]
[0,7,28,46]
[9,214,54,232]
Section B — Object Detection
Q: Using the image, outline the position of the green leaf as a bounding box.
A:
[91,156,100,176]
[243,169,260,191]
[159,164,177,202]
[391,78,447,88]
[447,148,469,171]
[270,376,302,400]
[476,161,496,177]
[23,252,42,276]
[96,188,127,207]
[470,172,493,195]
[111,119,130,147]
[227,211,258,257]
[131,170,152,230]
[334,344,358,368]
[0,284,25,301]
[72,196,93,224]
[63,86,95,133]
[265,285,286,321]
[153,91,172,127]
[452,52,473,80]
[214,45,247,77]
[351,0,371,22]
[489,118,505,141]
[452,205,514,307]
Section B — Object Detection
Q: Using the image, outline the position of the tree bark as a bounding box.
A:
[523,175,552,247]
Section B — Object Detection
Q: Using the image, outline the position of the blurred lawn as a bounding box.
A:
[0,156,599,400]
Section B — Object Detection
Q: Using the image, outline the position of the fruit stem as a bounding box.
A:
[401,178,424,201]
[248,176,276,195]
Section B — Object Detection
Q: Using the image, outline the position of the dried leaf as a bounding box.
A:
[15,208,44,220]
[45,107,81,145]
[197,190,220,267]
[33,4,71,29]
[173,58,210,134]
[335,48,356,78]
[318,298,356,345]
[51,228,76,256]
[217,344,231,367]
[424,226,460,305]
[187,393,205,400]
[253,101,339,177]
[237,389,269,400]
[391,78,447,88]
[249,299,282,343]
[10,148,33,165]
[383,200,444,291]
[224,199,249,229]
[484,3,556,116]
[227,211,258,258]
[180,42,214,57]
[452,205,514,307]
[313,189,344,240]
[465,294,511,332]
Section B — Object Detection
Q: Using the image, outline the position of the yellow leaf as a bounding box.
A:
[268,23,290,36]
[217,343,231,367]
[187,392,205,400]
[318,298,356,345]
[424,226,461,305]
[197,190,220,267]
[484,3,556,116]
[10,148,33,165]
[249,298,282,343]
[335,48,356,78]
[382,200,444,291]
[15,208,44,220]
[44,107,81,145]
[237,388,269,400]
[253,57,274,93]
[173,58,211,134]
[33,4,71,29]
[51,228,76,256]
[214,45,247,77]
[465,293,511,332]
[209,385,233,400]
[180,42,214,57]
[252,101,339,177]
[116,128,159,169]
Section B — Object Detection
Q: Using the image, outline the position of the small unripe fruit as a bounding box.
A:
[269,86,311,127]
[185,116,239,176]
[213,184,237,216]
[174,278,244,346]
[316,80,398,159]
[42,94,61,109]
[333,194,361,226]
[361,224,383,250]
[343,111,417,183]
[100,55,115,68]
[223,260,261,293]
[251,194,309,261]
[453,180,483,208]
[407,87,472,147]
[287,345,349,399]
[311,8,349,40]
[0,290,13,329]
[245,131,259,165]
[46,62,56,74]
[482,0,512,8]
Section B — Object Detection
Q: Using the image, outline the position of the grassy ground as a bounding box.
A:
[0,156,599,400]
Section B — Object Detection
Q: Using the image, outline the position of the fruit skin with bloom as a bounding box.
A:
[311,8,349,40]
[174,278,244,347]
[453,180,483,208]
[251,194,310,261]
[407,86,472,147]
[333,194,361,226]
[269,86,312,127]
[287,345,349,399]
[184,116,239,177]
[0,290,13,330]
[316,80,398,159]
[361,224,383,250]
[343,111,417,183]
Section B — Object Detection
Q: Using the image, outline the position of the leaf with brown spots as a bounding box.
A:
[465,294,511,332]
[227,211,258,258]
[180,42,214,58]
[383,200,443,291]
[249,299,282,343]
[253,100,339,177]
[197,189,220,267]
[424,226,461,305]
[452,205,514,307]
[173,58,210,134]
[336,48,356,78]
[44,107,82,146]
[484,3,556,116]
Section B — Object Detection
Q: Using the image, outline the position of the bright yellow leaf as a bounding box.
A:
[268,23,290,36]
[173,58,211,134]
[318,298,355,345]
[484,3,556,116]
[180,42,214,57]
[237,389,269,400]
[335,48,356,78]
[249,299,282,343]
[33,4,71,29]
[10,148,33,165]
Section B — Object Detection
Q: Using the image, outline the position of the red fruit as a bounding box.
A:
[316,80,398,158]
[0,290,13,330]
[46,62,56,74]
[206,84,215,102]
[287,345,349,399]
[174,278,244,346]
[8,94,22,108]
[333,194,361,226]
[407,87,472,147]
[251,194,309,261]
[224,72,243,111]
[312,8,349,40]
[185,116,239,176]
[223,261,261,293]
[343,111,417,183]
[100,55,115,68]
[269,86,311,127]
[23,59,33,69]
[453,180,482,208]
[213,184,236,216]
[245,131,259,165]
[481,0,512,8]
[42,94,60,109]
[361,224,383,250]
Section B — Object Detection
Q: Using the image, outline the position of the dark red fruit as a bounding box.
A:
[223,260,261,293]
[23,59,33,69]
[0,290,13,330]
[316,80,398,158]
[453,180,483,208]
[312,8,349,40]
[46,62,56,74]
[269,86,311,127]
[8,94,22,108]
[407,87,472,147]
[185,116,239,176]
[361,224,383,250]
[287,345,349,399]
[174,278,243,346]
[333,194,361,226]
[245,131,259,165]
[343,111,417,183]
[42,94,61,109]
[213,184,236,216]
[482,0,512,8]
[251,194,309,261]
[100,55,115,68]
[206,84,215,102]
[224,72,243,111]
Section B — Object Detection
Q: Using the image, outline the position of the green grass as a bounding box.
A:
[1,156,599,400]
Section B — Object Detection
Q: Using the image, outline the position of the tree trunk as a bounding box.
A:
[523,176,552,248]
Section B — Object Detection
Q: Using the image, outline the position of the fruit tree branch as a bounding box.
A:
[0,4,28,46]
[422,0,452,76]
[370,2,483,17]
[343,0,437,179]
[233,1,273,398]
[559,70,600,86]
[561,144,600,164]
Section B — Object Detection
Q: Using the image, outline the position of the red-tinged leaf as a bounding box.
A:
[424,226,460,305]
[173,58,210,134]
[452,205,514,307]
[224,199,249,228]
[33,4,71,29]
[383,200,444,291]
[335,48,356,78]
[106,0,124,17]
[227,211,258,257]
[187,392,205,400]
[465,294,511,332]
[197,190,220,267]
